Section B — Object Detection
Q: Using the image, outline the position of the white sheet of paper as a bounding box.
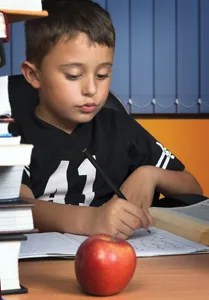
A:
[19,227,209,259]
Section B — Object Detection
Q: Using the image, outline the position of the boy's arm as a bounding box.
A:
[155,168,202,196]
[20,184,151,239]
[20,184,95,234]
[120,166,203,209]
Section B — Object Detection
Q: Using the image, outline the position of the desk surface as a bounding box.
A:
[7,254,209,300]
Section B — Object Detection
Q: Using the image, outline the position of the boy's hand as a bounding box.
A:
[88,198,152,240]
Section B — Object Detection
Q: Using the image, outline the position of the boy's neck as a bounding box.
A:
[35,106,78,134]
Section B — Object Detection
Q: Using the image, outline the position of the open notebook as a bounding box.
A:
[19,227,209,259]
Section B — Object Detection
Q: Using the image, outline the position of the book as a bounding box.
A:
[0,234,28,295]
[0,199,35,234]
[0,11,9,41]
[0,143,33,166]
[150,199,209,245]
[0,117,14,136]
[0,116,21,145]
[0,135,21,145]
[19,227,209,259]
[0,0,42,12]
[0,144,33,201]
[0,166,24,200]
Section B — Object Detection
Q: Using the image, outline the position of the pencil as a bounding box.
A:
[83,148,126,200]
[83,149,151,234]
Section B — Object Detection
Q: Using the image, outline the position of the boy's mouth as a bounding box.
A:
[80,103,98,113]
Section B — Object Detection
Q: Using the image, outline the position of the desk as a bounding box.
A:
[8,254,209,300]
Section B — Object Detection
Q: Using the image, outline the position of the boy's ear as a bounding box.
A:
[21,61,41,89]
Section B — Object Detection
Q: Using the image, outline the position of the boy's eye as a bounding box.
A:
[65,74,81,80]
[96,74,110,80]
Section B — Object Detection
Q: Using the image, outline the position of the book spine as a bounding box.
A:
[0,234,27,242]
[0,197,20,203]
[0,133,12,137]
[1,285,28,295]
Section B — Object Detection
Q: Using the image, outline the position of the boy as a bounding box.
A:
[12,0,202,239]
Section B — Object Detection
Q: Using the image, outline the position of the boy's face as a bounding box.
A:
[34,33,114,133]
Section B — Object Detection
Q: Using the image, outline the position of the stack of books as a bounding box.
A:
[0,113,33,201]
[0,114,20,145]
[0,0,43,12]
[0,113,34,295]
[1,11,35,295]
[0,200,36,295]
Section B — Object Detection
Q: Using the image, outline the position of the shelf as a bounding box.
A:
[1,9,48,23]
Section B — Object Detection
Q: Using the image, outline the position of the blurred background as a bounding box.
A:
[1,0,209,196]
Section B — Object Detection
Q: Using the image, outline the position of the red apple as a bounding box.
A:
[74,233,137,296]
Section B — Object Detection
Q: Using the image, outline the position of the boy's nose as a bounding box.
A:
[81,76,97,97]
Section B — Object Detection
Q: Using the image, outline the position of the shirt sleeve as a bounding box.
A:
[123,114,185,172]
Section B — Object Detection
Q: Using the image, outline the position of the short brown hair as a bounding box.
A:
[25,0,115,67]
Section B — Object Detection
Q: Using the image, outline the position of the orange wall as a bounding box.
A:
[136,118,209,197]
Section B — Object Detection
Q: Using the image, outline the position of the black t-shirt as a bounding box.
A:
[10,106,184,207]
